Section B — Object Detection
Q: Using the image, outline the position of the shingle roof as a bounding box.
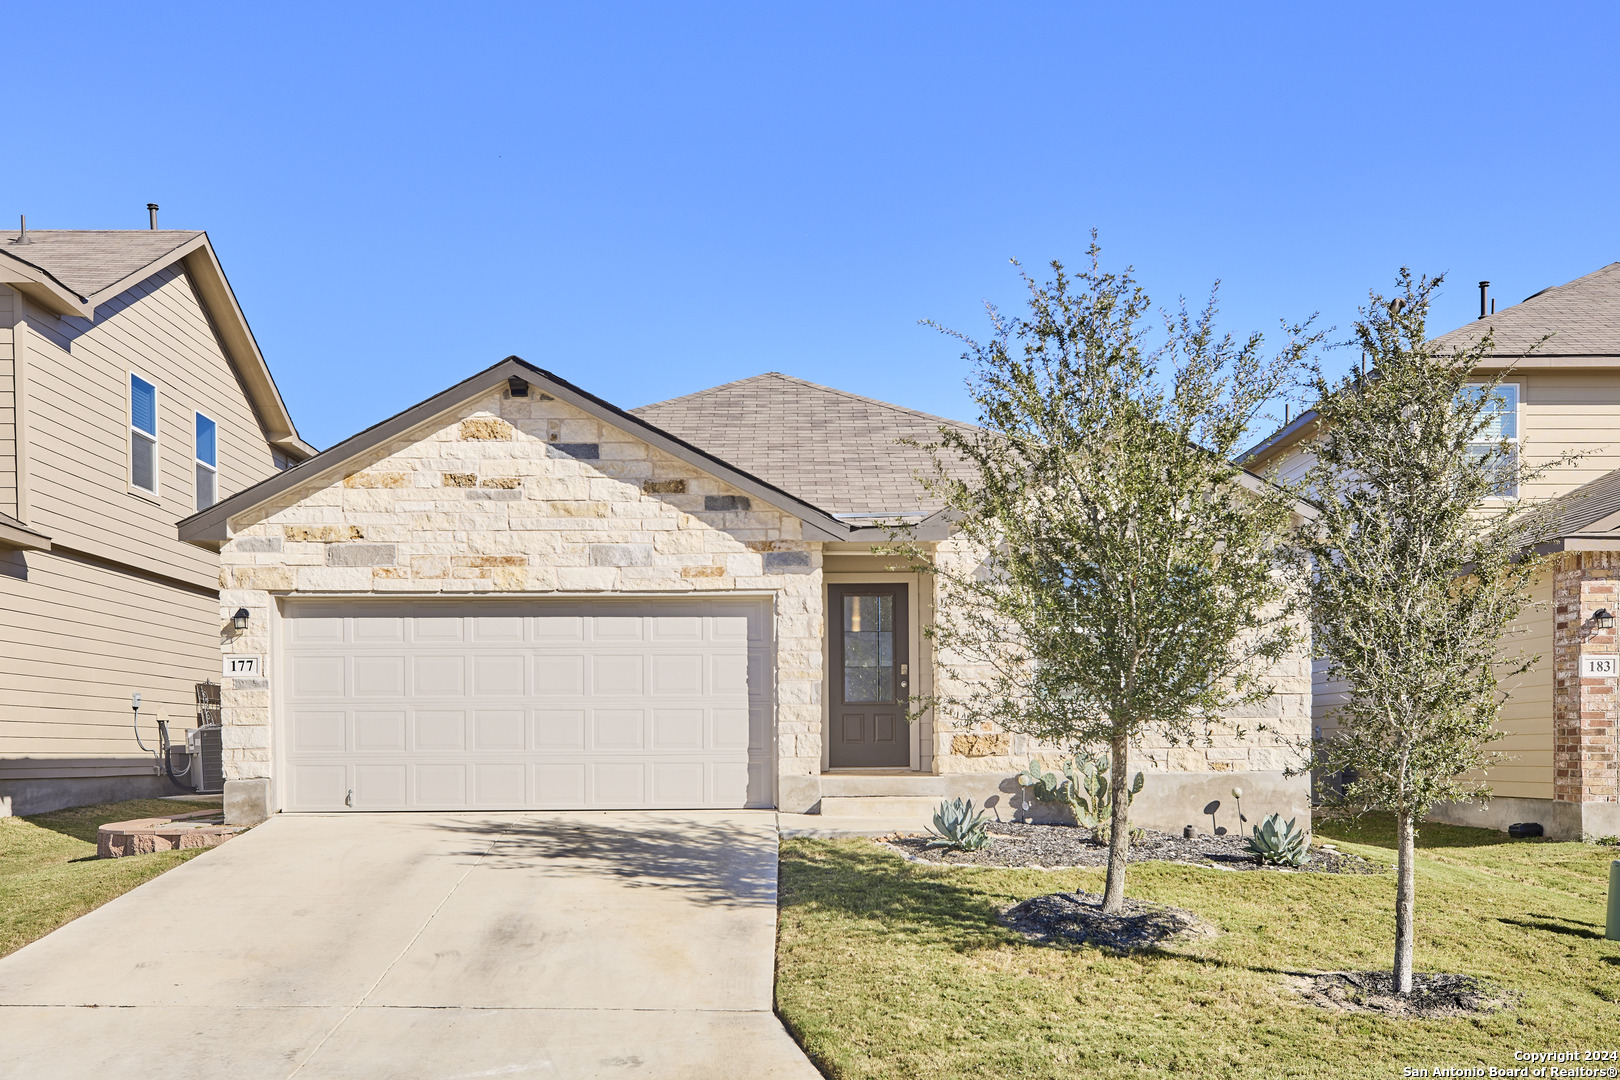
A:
[631,373,976,516]
[0,230,204,301]
[1431,262,1620,358]
[1549,467,1620,539]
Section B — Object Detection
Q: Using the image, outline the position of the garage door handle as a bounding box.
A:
[346,789,353,808]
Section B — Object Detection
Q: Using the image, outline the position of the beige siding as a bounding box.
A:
[0,548,219,778]
[1519,372,1620,500]
[0,287,14,518]
[2,267,290,791]
[1312,571,1555,801]
[19,267,279,589]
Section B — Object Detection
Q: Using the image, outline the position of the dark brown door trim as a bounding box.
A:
[827,583,911,769]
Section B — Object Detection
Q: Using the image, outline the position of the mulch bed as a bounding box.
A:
[1002,890,1219,952]
[883,821,1381,874]
[1296,971,1518,1018]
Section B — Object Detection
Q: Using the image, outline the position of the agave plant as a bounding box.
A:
[926,797,992,851]
[1016,750,1143,831]
[1248,812,1312,867]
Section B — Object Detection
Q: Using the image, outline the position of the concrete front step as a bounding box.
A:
[778,814,933,839]
[818,773,949,798]
[818,795,943,818]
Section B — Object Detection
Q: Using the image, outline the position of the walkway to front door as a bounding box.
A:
[0,811,820,1079]
[828,583,910,768]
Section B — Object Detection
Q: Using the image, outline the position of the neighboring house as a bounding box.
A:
[0,227,312,815]
[181,361,1311,828]
[1245,263,1620,840]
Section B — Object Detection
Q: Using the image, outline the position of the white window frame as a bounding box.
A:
[1465,379,1521,501]
[194,410,219,511]
[128,371,160,498]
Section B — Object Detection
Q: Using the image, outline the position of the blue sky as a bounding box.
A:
[13,3,1620,449]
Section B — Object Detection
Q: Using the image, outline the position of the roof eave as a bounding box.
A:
[0,251,93,318]
[0,517,52,551]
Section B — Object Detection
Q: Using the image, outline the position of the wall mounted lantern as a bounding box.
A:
[1595,609,1615,630]
[232,608,251,631]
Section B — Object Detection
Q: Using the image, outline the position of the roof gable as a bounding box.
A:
[632,372,976,516]
[0,229,310,458]
[179,359,893,544]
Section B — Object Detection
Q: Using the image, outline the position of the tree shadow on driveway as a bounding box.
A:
[431,812,779,909]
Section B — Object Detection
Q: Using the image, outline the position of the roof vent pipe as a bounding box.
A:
[15,214,28,244]
[1479,280,1490,320]
[147,203,159,230]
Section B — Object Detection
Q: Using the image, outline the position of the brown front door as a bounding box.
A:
[828,584,910,768]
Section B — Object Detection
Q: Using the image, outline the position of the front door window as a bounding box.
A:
[842,594,895,703]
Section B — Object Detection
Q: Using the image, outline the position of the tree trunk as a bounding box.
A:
[1393,808,1416,994]
[1100,730,1131,913]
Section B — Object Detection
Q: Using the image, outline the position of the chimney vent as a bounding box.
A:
[147,203,159,230]
[15,214,28,244]
[1478,280,1490,320]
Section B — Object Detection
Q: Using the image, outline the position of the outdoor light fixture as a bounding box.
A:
[232,608,251,631]
[1595,609,1616,630]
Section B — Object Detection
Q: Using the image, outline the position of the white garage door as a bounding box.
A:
[278,599,772,811]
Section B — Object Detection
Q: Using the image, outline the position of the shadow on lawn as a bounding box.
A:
[780,840,1321,977]
[1497,916,1608,941]
[20,799,221,846]
[1316,812,1536,851]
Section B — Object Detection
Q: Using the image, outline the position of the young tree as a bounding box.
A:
[898,245,1315,913]
[1301,271,1562,993]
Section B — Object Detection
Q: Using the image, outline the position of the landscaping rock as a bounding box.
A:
[96,811,245,858]
[885,821,1381,873]
[1002,891,1218,952]
[1296,971,1518,1018]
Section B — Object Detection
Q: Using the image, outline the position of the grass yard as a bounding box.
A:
[776,816,1620,1079]
[0,798,223,959]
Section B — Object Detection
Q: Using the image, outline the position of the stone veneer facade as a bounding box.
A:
[217,386,826,806]
[213,380,1314,825]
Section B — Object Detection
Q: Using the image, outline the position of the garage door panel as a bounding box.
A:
[416,764,467,805]
[535,655,585,693]
[412,655,465,696]
[292,655,346,696]
[471,655,525,696]
[592,654,644,694]
[281,600,770,811]
[414,710,466,751]
[474,709,526,750]
[355,764,406,806]
[354,656,405,696]
[292,764,349,808]
[535,763,586,806]
[356,710,407,751]
[652,762,706,804]
[592,709,644,749]
[651,708,705,749]
[592,763,645,804]
[474,763,526,804]
[650,654,704,695]
[534,709,586,749]
[294,710,348,752]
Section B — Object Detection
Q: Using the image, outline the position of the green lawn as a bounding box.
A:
[776,816,1620,1079]
[0,798,223,959]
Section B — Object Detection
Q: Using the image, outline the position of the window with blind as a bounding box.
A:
[195,412,218,510]
[130,374,158,493]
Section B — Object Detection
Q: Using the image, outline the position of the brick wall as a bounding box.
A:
[1553,552,1620,807]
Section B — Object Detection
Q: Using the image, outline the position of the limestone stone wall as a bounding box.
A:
[216,386,824,798]
[925,537,1313,780]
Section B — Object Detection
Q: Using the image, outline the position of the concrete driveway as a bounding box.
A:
[0,811,820,1079]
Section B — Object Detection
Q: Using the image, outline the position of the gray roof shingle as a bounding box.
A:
[0,230,204,301]
[1431,262,1620,358]
[632,373,976,516]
